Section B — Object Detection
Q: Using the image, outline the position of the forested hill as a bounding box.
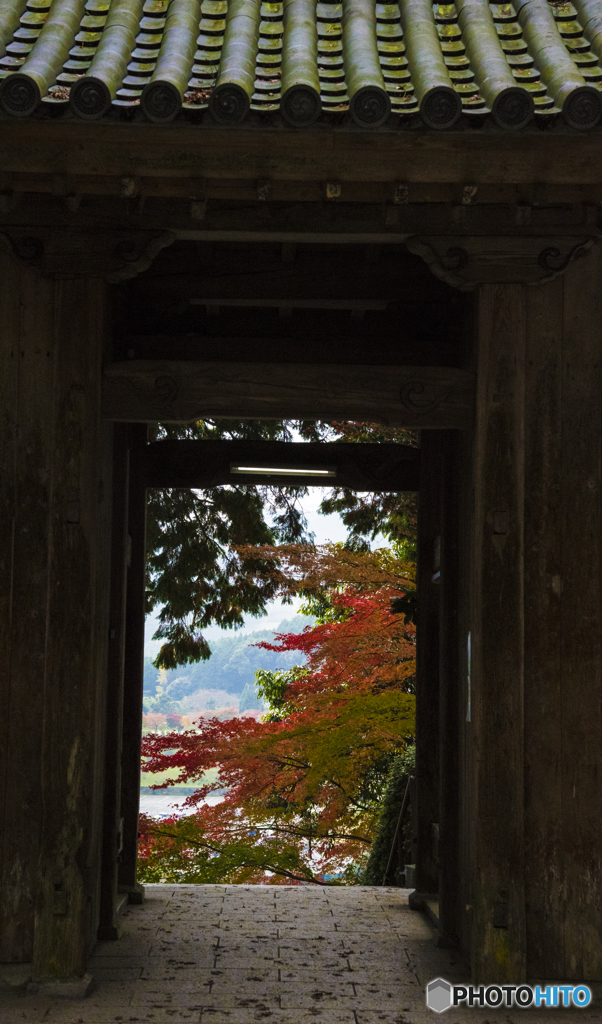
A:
[143,616,313,700]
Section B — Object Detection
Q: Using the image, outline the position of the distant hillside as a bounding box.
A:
[143,615,313,700]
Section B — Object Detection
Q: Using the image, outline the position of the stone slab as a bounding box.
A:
[0,884,467,1022]
[0,963,33,991]
[26,973,95,998]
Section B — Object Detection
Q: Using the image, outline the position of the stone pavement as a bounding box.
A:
[0,884,600,1024]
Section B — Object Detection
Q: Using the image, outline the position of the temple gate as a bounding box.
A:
[1,0,602,993]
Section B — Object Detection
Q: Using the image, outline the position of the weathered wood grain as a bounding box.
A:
[559,247,602,979]
[408,235,594,288]
[1,121,602,185]
[471,282,526,984]
[0,248,22,961]
[102,361,475,428]
[1,173,600,208]
[523,278,564,978]
[522,249,602,981]
[97,425,129,941]
[1,267,55,965]
[415,431,442,895]
[118,424,147,900]
[143,439,420,492]
[453,422,474,959]
[32,277,109,981]
[438,431,461,947]
[0,192,595,246]
[91,419,115,941]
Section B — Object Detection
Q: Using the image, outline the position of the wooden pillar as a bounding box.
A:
[0,261,55,971]
[465,252,602,983]
[523,252,602,980]
[470,283,526,983]
[118,424,147,902]
[97,425,130,939]
[555,251,602,979]
[30,276,112,987]
[522,274,564,978]
[414,431,442,895]
[0,259,113,988]
[438,432,461,946]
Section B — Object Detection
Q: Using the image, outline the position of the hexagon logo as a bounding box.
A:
[426,977,452,1013]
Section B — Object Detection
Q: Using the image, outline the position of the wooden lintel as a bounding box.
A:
[143,439,420,492]
[0,200,596,287]
[2,122,602,187]
[123,336,461,369]
[102,361,475,429]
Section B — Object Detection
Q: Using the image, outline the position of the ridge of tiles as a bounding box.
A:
[0,0,601,126]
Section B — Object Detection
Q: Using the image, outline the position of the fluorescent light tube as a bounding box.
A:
[230,465,336,477]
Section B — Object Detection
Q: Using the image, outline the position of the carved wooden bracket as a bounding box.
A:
[406,235,596,289]
[106,232,177,282]
[0,229,176,280]
[0,231,45,268]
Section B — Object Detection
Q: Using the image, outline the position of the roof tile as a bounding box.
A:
[0,0,601,125]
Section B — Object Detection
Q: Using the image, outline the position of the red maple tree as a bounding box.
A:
[138,544,416,885]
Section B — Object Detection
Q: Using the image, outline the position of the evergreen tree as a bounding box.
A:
[146,419,416,670]
[146,418,314,669]
[363,745,416,886]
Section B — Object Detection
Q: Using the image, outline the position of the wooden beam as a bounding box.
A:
[143,440,420,492]
[122,336,461,370]
[2,120,602,186]
[102,361,475,429]
[0,192,594,241]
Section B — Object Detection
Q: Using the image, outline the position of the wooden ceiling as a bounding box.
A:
[121,238,466,366]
